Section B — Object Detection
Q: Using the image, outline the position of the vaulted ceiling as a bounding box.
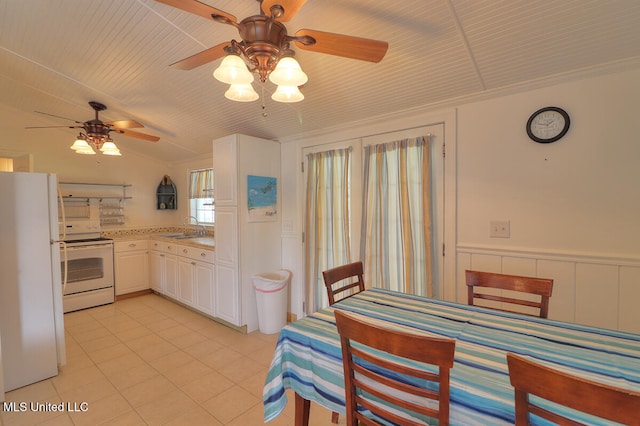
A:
[1,0,640,162]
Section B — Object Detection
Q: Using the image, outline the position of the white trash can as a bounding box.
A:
[252,270,291,334]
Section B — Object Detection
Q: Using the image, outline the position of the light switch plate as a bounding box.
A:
[490,220,510,238]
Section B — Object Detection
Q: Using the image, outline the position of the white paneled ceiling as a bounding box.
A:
[1,0,640,162]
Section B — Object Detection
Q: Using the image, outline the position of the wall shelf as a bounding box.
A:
[156,175,177,210]
[59,182,132,226]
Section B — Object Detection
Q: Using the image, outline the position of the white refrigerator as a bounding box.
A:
[0,172,66,398]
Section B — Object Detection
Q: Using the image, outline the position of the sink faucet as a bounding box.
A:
[184,216,206,236]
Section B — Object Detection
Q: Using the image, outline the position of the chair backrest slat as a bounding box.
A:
[335,309,456,426]
[465,270,553,318]
[507,352,640,425]
[322,261,365,305]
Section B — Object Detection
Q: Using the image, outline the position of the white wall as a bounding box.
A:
[457,68,640,256]
[454,67,640,332]
[281,66,640,332]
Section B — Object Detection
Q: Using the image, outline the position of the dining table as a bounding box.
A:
[263,288,640,425]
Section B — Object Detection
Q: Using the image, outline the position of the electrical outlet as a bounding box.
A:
[490,220,510,238]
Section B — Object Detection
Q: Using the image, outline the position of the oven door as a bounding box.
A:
[62,244,114,295]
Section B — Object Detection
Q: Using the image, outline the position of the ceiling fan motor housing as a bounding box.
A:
[238,15,288,82]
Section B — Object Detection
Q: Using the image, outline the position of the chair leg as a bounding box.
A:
[331,411,339,423]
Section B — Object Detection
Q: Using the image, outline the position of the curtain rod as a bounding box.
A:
[314,127,434,147]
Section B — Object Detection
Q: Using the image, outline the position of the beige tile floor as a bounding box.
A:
[0,294,345,425]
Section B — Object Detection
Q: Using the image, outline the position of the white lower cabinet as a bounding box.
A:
[178,257,196,307]
[149,250,164,294]
[215,263,238,325]
[114,240,149,296]
[149,241,178,298]
[151,241,215,317]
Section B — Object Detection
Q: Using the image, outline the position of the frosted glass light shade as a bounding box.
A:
[70,138,91,151]
[100,141,122,156]
[271,85,304,103]
[70,138,96,154]
[76,146,96,155]
[213,55,254,84]
[225,84,259,102]
[269,57,308,86]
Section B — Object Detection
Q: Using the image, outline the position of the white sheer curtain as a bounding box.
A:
[304,148,352,313]
[361,136,433,296]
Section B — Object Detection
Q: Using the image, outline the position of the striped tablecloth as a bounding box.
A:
[263,288,640,425]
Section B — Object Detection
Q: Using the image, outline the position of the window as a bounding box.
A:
[189,168,215,224]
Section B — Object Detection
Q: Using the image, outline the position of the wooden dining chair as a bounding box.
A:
[334,309,456,426]
[465,270,553,318]
[322,261,365,305]
[322,261,365,423]
[507,352,640,425]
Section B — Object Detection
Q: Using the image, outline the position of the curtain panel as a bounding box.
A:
[304,148,352,313]
[361,136,433,296]
[189,169,214,199]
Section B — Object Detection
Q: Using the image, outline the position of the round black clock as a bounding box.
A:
[526,106,570,143]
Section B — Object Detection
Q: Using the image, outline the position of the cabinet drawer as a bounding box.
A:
[150,240,178,254]
[177,245,214,263]
[115,240,148,253]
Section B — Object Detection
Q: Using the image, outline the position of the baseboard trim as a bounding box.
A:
[115,289,153,301]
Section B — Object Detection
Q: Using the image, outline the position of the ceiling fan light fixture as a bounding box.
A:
[225,83,259,102]
[70,136,91,151]
[213,54,254,84]
[100,141,122,156]
[271,85,304,103]
[269,56,308,86]
[75,145,97,155]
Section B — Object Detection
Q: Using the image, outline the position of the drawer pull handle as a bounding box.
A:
[201,253,206,257]
[191,261,196,266]
[129,243,136,247]
[183,249,188,253]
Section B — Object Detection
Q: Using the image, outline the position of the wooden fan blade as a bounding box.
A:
[34,110,83,124]
[170,42,230,70]
[294,29,388,63]
[105,120,143,129]
[25,125,82,129]
[113,129,160,142]
[261,0,307,22]
[154,0,236,23]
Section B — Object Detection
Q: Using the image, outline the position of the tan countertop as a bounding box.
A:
[110,232,215,250]
[151,234,215,250]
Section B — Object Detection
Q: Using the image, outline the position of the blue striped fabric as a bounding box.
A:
[263,289,640,425]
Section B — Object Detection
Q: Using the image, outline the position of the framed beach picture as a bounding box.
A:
[247,175,277,222]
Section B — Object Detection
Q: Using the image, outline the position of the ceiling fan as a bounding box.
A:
[25,101,159,155]
[155,0,388,101]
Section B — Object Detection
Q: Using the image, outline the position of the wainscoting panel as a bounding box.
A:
[575,263,618,329]
[619,266,640,334]
[456,245,640,333]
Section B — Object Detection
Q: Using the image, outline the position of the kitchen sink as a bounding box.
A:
[161,233,200,239]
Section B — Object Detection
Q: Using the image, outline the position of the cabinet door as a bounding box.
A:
[115,250,149,295]
[178,258,195,308]
[165,254,178,299]
[214,207,238,266]
[149,251,164,294]
[195,261,214,316]
[215,263,239,325]
[212,135,237,206]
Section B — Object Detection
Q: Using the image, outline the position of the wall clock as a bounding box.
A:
[526,106,570,143]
